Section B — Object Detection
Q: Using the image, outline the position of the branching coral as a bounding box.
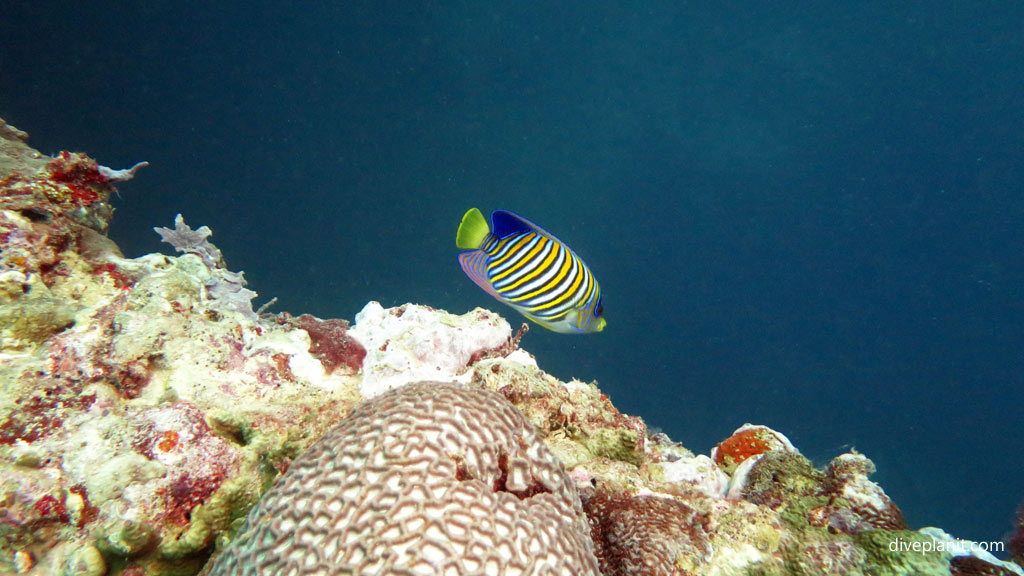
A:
[155,214,258,321]
[154,214,225,269]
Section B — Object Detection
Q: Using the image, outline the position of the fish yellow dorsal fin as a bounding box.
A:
[456,207,490,249]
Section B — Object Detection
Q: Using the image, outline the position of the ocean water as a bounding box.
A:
[3,2,1022,546]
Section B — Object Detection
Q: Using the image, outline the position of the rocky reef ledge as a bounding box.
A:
[1,118,1021,576]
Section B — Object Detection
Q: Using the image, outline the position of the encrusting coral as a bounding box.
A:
[1,116,1022,576]
[582,488,711,576]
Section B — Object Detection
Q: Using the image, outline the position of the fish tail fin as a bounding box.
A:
[456,207,490,249]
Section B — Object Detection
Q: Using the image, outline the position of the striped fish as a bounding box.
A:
[456,208,605,334]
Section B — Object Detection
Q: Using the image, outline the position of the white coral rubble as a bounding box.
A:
[350,301,512,397]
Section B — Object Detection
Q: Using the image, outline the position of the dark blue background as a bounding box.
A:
[3,2,1022,545]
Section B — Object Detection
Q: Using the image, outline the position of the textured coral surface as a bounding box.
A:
[206,381,601,575]
[2,119,1021,576]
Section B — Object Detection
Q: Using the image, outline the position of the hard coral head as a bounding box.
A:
[206,381,600,576]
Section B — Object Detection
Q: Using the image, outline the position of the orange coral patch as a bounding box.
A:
[714,428,772,468]
[156,430,179,452]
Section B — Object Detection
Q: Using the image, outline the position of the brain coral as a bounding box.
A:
[583,490,711,576]
[206,381,600,576]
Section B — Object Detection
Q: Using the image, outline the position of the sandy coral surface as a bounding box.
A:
[1,118,1020,576]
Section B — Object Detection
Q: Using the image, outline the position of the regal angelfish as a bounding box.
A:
[456,208,606,334]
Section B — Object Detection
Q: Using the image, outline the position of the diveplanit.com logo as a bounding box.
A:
[888,536,1004,555]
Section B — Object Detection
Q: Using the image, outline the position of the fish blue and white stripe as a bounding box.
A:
[456,208,605,334]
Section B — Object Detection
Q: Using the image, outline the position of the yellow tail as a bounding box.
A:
[456,208,490,249]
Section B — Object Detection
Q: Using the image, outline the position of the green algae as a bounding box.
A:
[778,494,831,530]
[96,519,156,557]
[584,426,643,466]
[855,529,950,576]
[159,473,262,560]
[743,451,824,501]
[0,270,78,347]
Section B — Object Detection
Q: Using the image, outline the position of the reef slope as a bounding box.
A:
[0,119,1019,576]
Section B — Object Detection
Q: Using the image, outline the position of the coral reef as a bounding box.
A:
[1,118,1022,576]
[1010,501,1024,567]
[583,489,711,576]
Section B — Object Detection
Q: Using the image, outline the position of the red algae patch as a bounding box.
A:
[287,313,366,374]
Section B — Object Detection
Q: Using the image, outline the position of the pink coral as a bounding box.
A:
[289,313,366,374]
[129,403,240,526]
[0,377,96,445]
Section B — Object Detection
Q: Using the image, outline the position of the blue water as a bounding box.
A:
[3,2,1022,545]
